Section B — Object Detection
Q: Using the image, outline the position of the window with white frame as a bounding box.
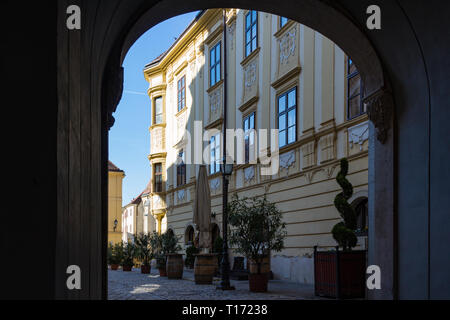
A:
[210,133,221,174]
[277,87,297,148]
[245,10,258,57]
[210,42,221,87]
[244,112,255,163]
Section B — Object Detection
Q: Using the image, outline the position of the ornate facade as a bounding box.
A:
[143,9,369,284]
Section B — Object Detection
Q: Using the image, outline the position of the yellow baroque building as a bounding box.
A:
[108,161,125,245]
[143,9,369,284]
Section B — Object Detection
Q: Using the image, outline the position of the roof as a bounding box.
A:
[108,161,124,172]
[126,180,152,206]
[144,10,207,70]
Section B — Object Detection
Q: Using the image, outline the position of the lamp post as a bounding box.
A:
[217,158,235,290]
[113,219,118,232]
[217,8,235,291]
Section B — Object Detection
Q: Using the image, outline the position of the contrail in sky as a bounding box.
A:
[123,90,147,96]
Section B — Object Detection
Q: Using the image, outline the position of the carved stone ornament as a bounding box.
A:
[348,121,369,151]
[364,88,393,144]
[244,61,257,90]
[279,27,296,65]
[105,64,124,130]
[280,150,296,169]
[244,166,255,182]
[227,22,236,50]
[177,189,185,201]
[210,178,220,193]
[209,88,222,120]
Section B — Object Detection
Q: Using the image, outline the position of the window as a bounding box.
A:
[176,150,186,186]
[280,16,288,28]
[154,96,163,124]
[277,87,297,148]
[244,112,255,163]
[177,76,186,112]
[186,226,194,245]
[210,133,221,174]
[210,42,221,87]
[355,198,368,236]
[347,58,366,119]
[245,10,258,57]
[154,163,163,193]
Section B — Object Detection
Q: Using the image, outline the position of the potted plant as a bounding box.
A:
[135,232,154,274]
[121,241,135,272]
[161,230,183,279]
[185,244,200,269]
[149,232,167,276]
[314,158,366,299]
[229,194,286,292]
[108,242,123,270]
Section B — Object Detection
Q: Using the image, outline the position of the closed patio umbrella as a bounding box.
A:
[193,165,212,251]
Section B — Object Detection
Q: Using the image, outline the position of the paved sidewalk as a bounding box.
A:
[108,267,319,300]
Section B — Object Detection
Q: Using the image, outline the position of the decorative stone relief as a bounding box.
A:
[244,61,257,91]
[189,61,196,73]
[151,127,164,153]
[177,112,186,142]
[209,86,222,123]
[324,163,339,179]
[301,141,316,169]
[348,121,369,151]
[279,27,296,65]
[227,22,236,50]
[210,178,221,194]
[280,150,296,169]
[177,189,185,202]
[319,133,335,163]
[153,195,163,209]
[244,166,255,183]
[365,88,393,144]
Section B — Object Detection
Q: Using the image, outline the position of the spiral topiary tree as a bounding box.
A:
[332,158,358,251]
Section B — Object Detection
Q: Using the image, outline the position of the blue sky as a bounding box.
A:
[109,11,200,206]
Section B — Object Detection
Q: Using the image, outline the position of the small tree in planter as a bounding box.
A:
[149,231,166,276]
[122,241,136,272]
[161,230,183,279]
[228,194,286,292]
[185,244,200,269]
[314,158,366,298]
[135,233,154,274]
[109,242,124,270]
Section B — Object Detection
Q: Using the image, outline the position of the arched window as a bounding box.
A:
[354,198,368,236]
[347,58,366,119]
[185,225,194,245]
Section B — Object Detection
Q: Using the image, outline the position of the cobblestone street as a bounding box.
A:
[108,268,318,300]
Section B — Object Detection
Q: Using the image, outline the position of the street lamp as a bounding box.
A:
[217,157,235,291]
[113,219,118,232]
[216,8,235,291]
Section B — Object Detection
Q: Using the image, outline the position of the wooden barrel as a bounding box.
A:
[166,254,183,279]
[248,256,270,274]
[194,254,217,284]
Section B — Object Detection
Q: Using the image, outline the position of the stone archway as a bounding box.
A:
[56,0,395,300]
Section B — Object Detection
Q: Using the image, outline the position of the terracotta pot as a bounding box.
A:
[166,253,184,279]
[122,265,132,272]
[141,264,151,274]
[194,254,217,285]
[158,267,167,277]
[248,273,268,292]
[110,264,119,270]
